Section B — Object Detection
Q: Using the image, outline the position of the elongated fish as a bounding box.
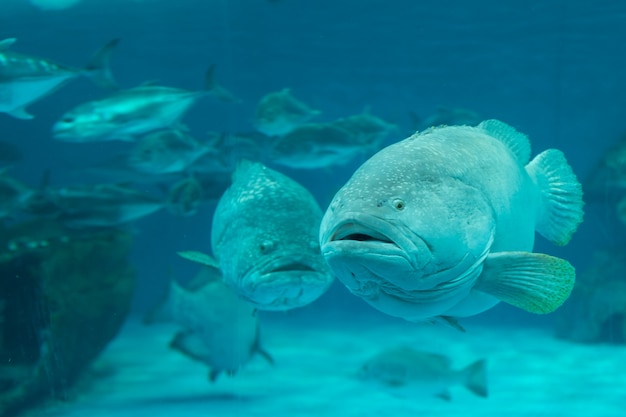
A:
[253,88,320,137]
[358,346,487,400]
[0,37,118,120]
[320,120,584,328]
[52,66,237,143]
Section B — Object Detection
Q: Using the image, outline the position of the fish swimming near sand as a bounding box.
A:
[0,37,118,120]
[253,88,321,137]
[358,346,487,400]
[180,160,334,311]
[52,66,237,142]
[144,267,273,382]
[320,119,584,328]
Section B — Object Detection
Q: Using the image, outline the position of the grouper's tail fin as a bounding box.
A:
[84,38,119,90]
[526,149,584,246]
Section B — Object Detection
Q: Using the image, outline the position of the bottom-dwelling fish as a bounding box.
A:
[144,267,273,382]
[358,346,487,401]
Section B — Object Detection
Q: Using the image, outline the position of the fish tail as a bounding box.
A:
[461,359,488,398]
[84,38,120,90]
[203,65,240,103]
[526,149,584,246]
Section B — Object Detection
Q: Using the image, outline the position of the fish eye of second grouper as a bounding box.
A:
[259,240,275,254]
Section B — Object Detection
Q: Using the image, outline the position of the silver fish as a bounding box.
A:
[52,66,237,142]
[166,175,205,217]
[269,113,396,169]
[0,37,118,120]
[25,183,164,228]
[320,120,584,327]
[179,160,334,311]
[127,128,212,175]
[144,267,273,382]
[358,346,487,400]
[253,88,320,137]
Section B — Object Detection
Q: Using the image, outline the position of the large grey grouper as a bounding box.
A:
[320,119,584,329]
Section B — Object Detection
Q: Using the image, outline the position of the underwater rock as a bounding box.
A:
[0,220,135,417]
[554,247,626,344]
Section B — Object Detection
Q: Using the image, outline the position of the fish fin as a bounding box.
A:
[170,331,208,363]
[185,267,223,291]
[435,391,452,401]
[436,315,466,332]
[232,159,259,182]
[0,38,16,51]
[475,251,575,314]
[177,250,220,269]
[84,38,119,90]
[408,111,422,132]
[208,369,221,382]
[8,107,34,120]
[461,359,488,398]
[204,65,240,103]
[526,149,584,246]
[478,119,531,165]
[252,325,274,365]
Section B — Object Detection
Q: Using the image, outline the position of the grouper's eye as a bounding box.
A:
[259,240,275,254]
[393,198,405,210]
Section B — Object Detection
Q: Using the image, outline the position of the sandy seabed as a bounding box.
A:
[24,312,626,417]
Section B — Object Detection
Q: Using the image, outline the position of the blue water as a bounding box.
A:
[1,0,625,415]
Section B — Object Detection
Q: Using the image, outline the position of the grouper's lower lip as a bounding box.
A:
[241,261,334,311]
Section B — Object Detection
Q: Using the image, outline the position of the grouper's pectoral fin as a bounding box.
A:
[475,252,575,314]
[177,250,220,269]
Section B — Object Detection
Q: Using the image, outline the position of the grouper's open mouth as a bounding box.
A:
[241,257,334,311]
[330,222,395,245]
[321,213,420,265]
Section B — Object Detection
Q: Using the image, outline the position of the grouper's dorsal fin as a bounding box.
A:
[0,38,17,51]
[478,119,531,165]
